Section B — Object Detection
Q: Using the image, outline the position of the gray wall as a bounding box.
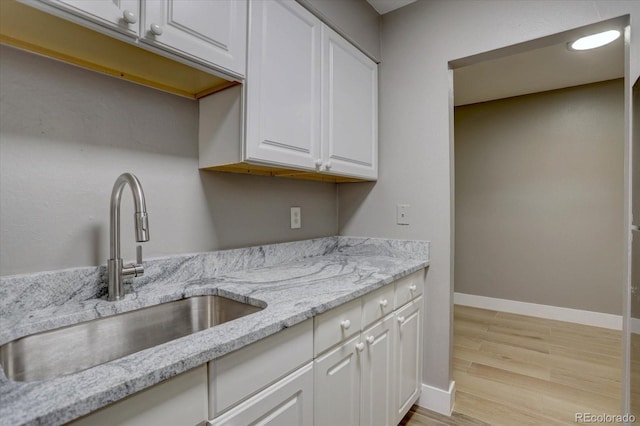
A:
[339,0,640,393]
[297,0,381,61]
[455,80,624,315]
[0,45,338,276]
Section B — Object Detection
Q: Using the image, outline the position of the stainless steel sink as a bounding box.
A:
[0,295,264,382]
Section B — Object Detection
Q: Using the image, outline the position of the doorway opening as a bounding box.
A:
[449,16,629,423]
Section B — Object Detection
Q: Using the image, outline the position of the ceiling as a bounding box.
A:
[362,3,624,106]
[454,27,624,106]
[366,0,416,15]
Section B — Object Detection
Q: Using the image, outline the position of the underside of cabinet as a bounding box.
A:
[0,0,237,99]
[202,162,366,183]
[198,86,370,184]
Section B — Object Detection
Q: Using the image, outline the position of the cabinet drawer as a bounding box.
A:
[394,270,423,308]
[209,319,313,417]
[314,298,362,356]
[362,284,394,327]
[209,362,314,426]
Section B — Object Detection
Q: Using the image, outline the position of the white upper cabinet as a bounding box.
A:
[38,0,140,37]
[26,0,246,80]
[245,0,321,170]
[141,0,247,76]
[241,0,376,179]
[199,0,378,181]
[321,25,378,179]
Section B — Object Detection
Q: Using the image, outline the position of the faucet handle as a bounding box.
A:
[122,246,144,279]
[136,245,143,265]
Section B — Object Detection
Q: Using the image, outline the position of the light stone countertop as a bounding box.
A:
[0,236,429,426]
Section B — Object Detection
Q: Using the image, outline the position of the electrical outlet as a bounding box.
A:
[396,204,410,225]
[290,207,301,229]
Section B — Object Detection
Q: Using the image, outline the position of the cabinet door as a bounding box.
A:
[321,25,377,180]
[314,335,361,426]
[394,296,423,423]
[210,363,313,426]
[361,315,394,426]
[142,0,247,76]
[245,0,321,171]
[38,0,139,36]
[68,365,208,426]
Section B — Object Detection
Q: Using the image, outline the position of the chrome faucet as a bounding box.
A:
[107,173,149,301]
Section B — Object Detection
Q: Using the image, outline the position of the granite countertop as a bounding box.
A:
[0,236,429,426]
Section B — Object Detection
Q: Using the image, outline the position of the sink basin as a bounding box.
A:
[0,295,264,382]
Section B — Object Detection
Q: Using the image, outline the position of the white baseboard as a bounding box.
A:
[454,292,622,330]
[631,317,640,334]
[417,380,455,416]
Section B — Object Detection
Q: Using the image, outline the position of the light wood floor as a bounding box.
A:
[400,305,623,425]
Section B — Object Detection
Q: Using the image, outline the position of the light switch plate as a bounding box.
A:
[396,204,410,225]
[290,207,301,229]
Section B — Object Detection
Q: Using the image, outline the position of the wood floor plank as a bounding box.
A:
[454,306,498,323]
[548,329,621,357]
[487,323,549,341]
[399,405,490,426]
[455,318,491,333]
[455,346,551,380]
[547,349,621,383]
[479,340,551,368]
[540,394,618,424]
[549,344,622,364]
[452,356,472,374]
[454,334,483,351]
[453,391,569,426]
[468,361,619,413]
[453,369,544,414]
[549,365,621,400]
[483,330,550,353]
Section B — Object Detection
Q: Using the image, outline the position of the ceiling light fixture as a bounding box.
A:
[569,30,621,51]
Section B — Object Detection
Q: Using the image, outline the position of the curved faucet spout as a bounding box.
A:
[110,173,149,259]
[108,173,149,301]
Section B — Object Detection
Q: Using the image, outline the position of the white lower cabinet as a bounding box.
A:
[394,296,423,422]
[207,271,422,426]
[361,315,395,426]
[208,320,313,417]
[314,314,400,426]
[68,365,208,426]
[312,270,424,426]
[209,363,313,426]
[314,334,362,426]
